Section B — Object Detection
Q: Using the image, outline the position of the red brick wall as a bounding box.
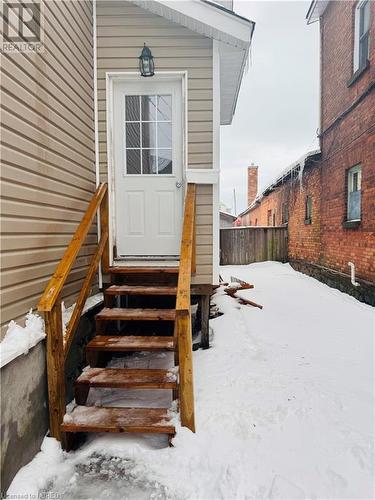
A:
[238,0,375,284]
[239,164,322,264]
[321,1,375,131]
[288,165,321,264]
[319,98,375,281]
[319,0,375,281]
[241,182,289,227]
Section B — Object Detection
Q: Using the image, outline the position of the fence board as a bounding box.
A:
[220,227,288,265]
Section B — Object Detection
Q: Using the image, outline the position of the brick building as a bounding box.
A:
[239,152,322,260]
[239,0,375,304]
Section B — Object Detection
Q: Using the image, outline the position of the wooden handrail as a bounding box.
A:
[176,183,196,432]
[38,183,108,312]
[38,183,109,442]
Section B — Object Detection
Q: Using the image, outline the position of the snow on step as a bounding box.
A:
[105,285,177,296]
[86,336,175,352]
[61,406,175,434]
[76,367,178,389]
[96,308,176,321]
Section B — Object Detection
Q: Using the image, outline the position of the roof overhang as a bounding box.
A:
[306,0,330,24]
[220,211,237,220]
[131,0,255,125]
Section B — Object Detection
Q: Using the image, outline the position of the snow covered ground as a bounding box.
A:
[7,262,375,499]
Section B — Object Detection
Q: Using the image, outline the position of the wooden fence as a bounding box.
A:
[220,226,288,265]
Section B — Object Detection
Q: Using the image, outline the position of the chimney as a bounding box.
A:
[247,165,258,206]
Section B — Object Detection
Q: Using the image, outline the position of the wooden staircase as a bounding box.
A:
[38,183,197,449]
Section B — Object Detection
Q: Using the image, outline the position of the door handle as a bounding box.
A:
[176,181,183,188]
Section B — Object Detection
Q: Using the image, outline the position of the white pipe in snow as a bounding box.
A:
[348,262,360,287]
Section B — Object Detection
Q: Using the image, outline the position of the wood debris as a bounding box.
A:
[223,278,263,310]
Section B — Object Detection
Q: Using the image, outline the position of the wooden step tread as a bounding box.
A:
[87,335,175,352]
[96,308,176,321]
[110,266,179,274]
[61,406,175,434]
[105,285,177,296]
[76,367,178,389]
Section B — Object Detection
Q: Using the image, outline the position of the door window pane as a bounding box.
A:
[158,122,172,148]
[126,122,140,148]
[125,96,140,121]
[158,150,172,174]
[141,95,157,121]
[126,150,141,174]
[142,122,156,148]
[157,95,172,121]
[124,93,173,175]
[142,150,158,174]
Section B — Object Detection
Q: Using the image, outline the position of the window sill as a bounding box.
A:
[347,61,370,87]
[343,220,361,229]
[304,218,312,225]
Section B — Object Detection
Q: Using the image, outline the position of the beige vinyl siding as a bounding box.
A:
[0,0,95,335]
[97,1,214,284]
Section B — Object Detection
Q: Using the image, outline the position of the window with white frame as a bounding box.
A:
[347,165,362,221]
[353,0,371,73]
[124,94,172,175]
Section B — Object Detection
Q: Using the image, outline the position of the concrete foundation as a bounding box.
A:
[1,302,103,493]
[290,260,375,306]
[1,341,48,494]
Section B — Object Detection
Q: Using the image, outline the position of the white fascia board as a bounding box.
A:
[132,0,254,49]
[219,41,248,125]
[186,169,219,184]
[306,0,330,24]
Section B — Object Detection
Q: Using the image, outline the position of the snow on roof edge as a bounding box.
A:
[238,149,321,217]
[220,211,237,219]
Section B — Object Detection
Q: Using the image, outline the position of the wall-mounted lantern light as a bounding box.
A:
[139,43,154,77]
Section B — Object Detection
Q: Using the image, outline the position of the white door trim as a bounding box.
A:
[106,71,188,266]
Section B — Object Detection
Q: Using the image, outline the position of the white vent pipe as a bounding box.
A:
[348,262,360,287]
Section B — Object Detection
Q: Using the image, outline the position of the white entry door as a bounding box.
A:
[112,78,184,258]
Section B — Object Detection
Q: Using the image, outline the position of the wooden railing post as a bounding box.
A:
[177,309,195,432]
[192,220,196,275]
[175,183,196,433]
[44,298,65,441]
